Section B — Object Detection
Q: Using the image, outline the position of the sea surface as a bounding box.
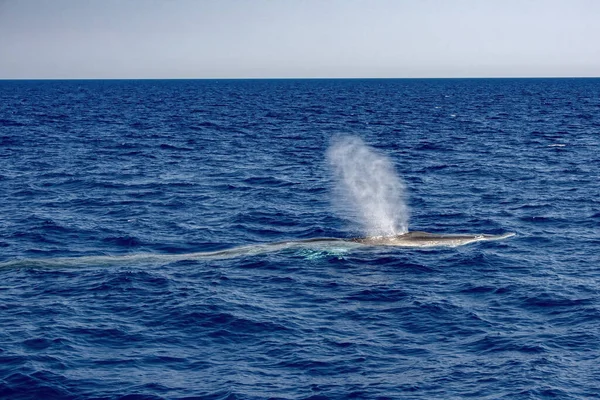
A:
[1,78,599,399]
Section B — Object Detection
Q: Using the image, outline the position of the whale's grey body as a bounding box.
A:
[351,231,515,247]
[0,231,515,268]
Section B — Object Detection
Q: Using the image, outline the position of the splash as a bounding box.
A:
[327,136,409,237]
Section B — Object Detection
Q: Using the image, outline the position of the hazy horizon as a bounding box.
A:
[2,77,600,82]
[1,0,599,79]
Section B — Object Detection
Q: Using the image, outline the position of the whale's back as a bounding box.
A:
[354,231,515,247]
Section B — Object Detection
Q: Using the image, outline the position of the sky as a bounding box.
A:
[0,0,599,79]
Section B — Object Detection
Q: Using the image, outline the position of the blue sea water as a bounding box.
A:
[1,78,599,399]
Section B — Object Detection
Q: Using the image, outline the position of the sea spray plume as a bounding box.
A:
[327,136,409,237]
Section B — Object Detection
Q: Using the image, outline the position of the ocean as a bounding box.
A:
[1,78,599,399]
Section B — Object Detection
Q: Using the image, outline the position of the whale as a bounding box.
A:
[351,231,516,247]
[0,231,515,269]
[269,231,516,249]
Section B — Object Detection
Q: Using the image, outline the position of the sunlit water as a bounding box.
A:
[1,78,599,399]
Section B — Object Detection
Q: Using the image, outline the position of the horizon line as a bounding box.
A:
[1,75,599,81]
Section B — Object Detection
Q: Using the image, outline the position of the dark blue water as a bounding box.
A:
[1,78,599,399]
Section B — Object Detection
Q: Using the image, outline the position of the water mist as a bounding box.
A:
[327,136,409,237]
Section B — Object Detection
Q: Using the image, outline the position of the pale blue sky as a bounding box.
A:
[1,0,599,79]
